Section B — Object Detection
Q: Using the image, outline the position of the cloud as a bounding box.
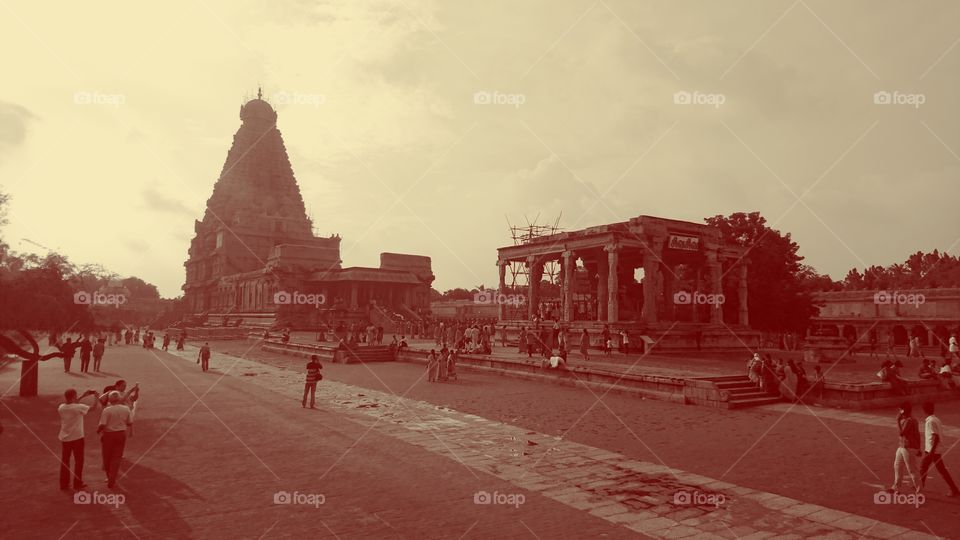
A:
[141,185,196,217]
[0,101,35,157]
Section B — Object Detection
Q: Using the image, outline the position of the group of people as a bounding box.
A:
[53,328,186,374]
[58,380,140,491]
[433,320,495,354]
[888,401,959,497]
[879,357,959,395]
[747,352,824,401]
[55,335,107,373]
[518,324,631,362]
[426,348,458,382]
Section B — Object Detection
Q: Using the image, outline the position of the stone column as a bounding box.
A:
[350,283,358,310]
[662,264,675,322]
[706,251,723,324]
[497,260,508,321]
[562,251,575,322]
[597,252,608,321]
[605,244,619,323]
[527,256,543,320]
[692,267,701,323]
[642,244,661,324]
[738,262,749,327]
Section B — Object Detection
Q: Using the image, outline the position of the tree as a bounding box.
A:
[705,212,820,333]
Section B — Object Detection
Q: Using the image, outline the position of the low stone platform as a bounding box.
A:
[395,345,959,411]
[262,338,396,363]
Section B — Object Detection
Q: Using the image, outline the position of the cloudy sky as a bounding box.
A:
[1,0,958,297]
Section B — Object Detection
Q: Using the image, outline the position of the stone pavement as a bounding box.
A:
[0,345,632,539]
[165,344,941,539]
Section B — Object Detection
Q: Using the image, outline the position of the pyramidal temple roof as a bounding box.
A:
[202,96,310,235]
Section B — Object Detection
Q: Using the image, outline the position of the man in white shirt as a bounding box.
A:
[98,391,133,488]
[58,388,99,491]
[919,401,960,496]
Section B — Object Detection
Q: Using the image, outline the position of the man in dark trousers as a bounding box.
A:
[60,337,77,372]
[198,342,211,372]
[92,337,105,372]
[98,391,133,489]
[302,355,323,409]
[79,336,93,373]
[919,401,960,496]
[58,388,99,491]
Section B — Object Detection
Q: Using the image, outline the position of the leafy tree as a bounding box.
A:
[705,212,820,332]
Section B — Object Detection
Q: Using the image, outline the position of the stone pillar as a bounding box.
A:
[562,251,575,322]
[605,245,619,323]
[497,261,508,320]
[597,253,608,321]
[706,251,723,324]
[738,263,749,327]
[662,264,675,322]
[692,267,701,323]
[527,256,542,320]
[350,283,358,310]
[642,245,661,324]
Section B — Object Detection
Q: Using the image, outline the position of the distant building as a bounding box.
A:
[812,288,960,348]
[181,94,434,329]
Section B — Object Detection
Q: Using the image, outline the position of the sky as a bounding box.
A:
[0,0,958,298]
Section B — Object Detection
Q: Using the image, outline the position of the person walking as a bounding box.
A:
[92,337,105,372]
[918,401,960,496]
[890,402,922,494]
[58,388,99,491]
[162,333,170,351]
[79,338,92,369]
[438,349,449,382]
[302,355,323,409]
[97,391,133,489]
[198,342,211,372]
[579,329,590,362]
[60,337,77,372]
[427,350,438,383]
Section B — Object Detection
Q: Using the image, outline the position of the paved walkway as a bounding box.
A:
[161,344,939,539]
[0,345,629,539]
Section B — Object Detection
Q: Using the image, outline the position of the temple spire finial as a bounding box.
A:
[257,86,262,100]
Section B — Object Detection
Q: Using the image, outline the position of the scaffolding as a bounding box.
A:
[504,213,562,289]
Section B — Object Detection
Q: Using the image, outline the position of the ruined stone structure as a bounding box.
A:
[811,288,960,350]
[495,215,756,351]
[182,94,433,329]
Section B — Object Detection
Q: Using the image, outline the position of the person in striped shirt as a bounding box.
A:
[302,355,323,409]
